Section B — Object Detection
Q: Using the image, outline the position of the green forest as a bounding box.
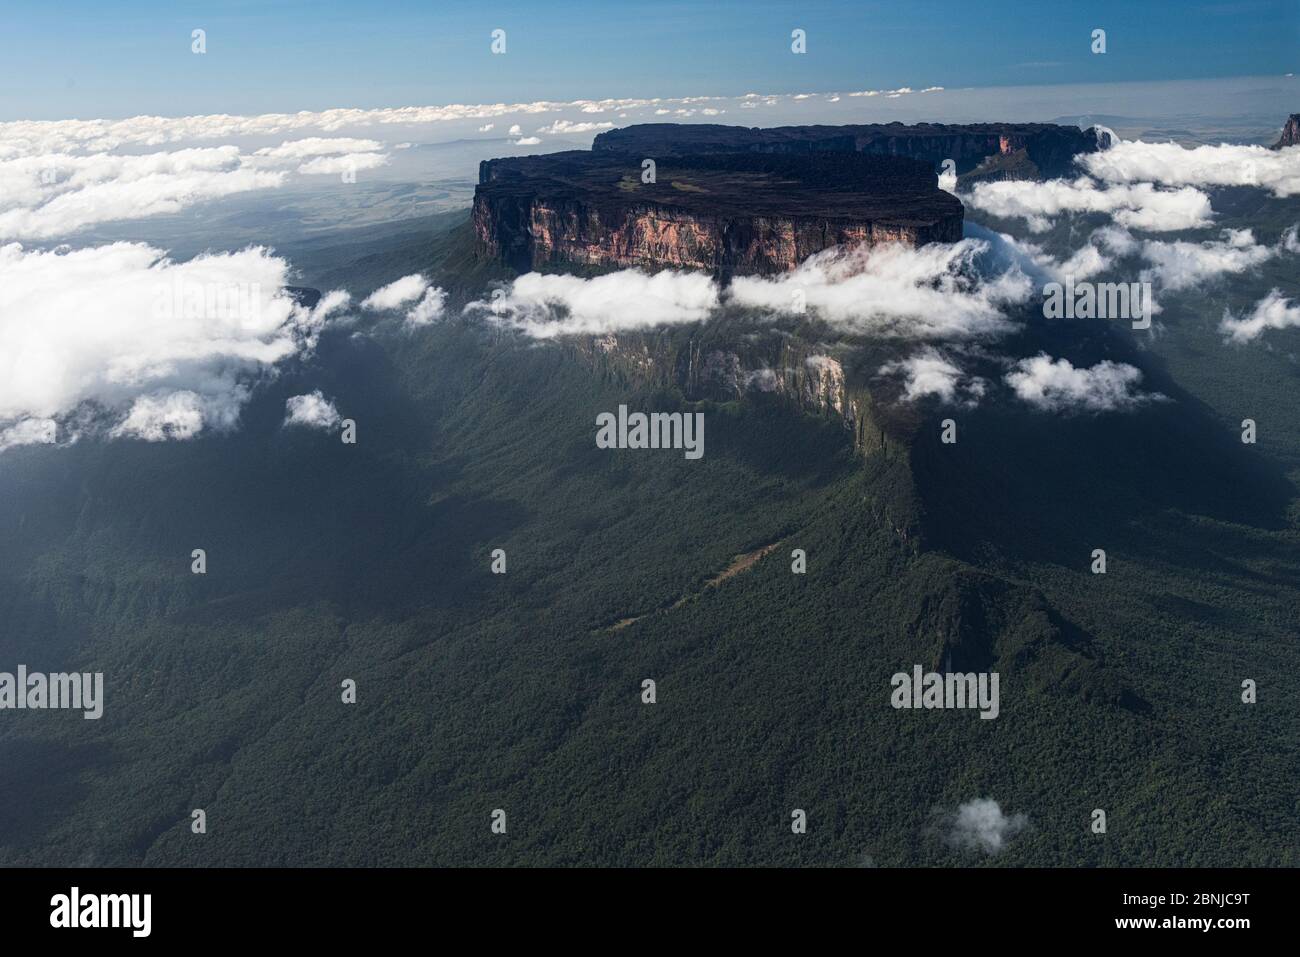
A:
[1,204,1297,867]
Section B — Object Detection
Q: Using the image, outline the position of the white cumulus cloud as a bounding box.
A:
[1005,354,1158,412]
[468,270,720,338]
[947,798,1029,854]
[0,241,344,444]
[0,416,58,452]
[296,152,389,176]
[1137,228,1276,292]
[284,390,341,429]
[1080,139,1300,197]
[727,240,1030,340]
[253,137,384,160]
[1220,289,1300,343]
[964,177,1213,233]
[405,287,447,326]
[0,146,285,240]
[878,348,986,404]
[536,120,615,135]
[361,274,431,311]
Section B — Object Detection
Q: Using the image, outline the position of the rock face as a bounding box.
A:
[475,148,962,276]
[593,121,1104,180]
[1272,114,1300,149]
[571,331,901,456]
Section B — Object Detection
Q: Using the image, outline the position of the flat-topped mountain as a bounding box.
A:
[474,147,962,275]
[593,121,1105,181]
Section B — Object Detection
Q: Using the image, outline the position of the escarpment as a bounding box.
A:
[592,121,1106,181]
[565,331,910,458]
[474,149,962,276]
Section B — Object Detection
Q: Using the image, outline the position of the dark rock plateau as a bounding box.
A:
[593,121,1105,180]
[474,121,1106,276]
[475,146,962,276]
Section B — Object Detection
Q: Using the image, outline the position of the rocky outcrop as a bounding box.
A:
[474,149,962,276]
[573,332,898,456]
[593,121,1105,180]
[1272,114,1300,149]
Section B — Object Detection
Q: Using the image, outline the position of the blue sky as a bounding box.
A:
[1,0,1296,120]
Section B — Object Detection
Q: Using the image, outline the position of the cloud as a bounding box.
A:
[284,390,341,429]
[0,102,629,156]
[0,136,397,239]
[467,270,719,338]
[507,124,522,136]
[295,152,389,176]
[0,417,58,452]
[252,139,391,176]
[1005,354,1158,411]
[0,88,946,158]
[946,799,1028,854]
[1016,223,1283,297]
[310,289,353,321]
[0,147,286,240]
[470,239,1038,344]
[727,240,1030,340]
[1080,139,1300,197]
[252,137,384,160]
[478,123,495,133]
[1220,289,1300,343]
[968,224,1114,284]
[536,120,615,135]
[361,274,430,311]
[878,348,986,404]
[964,177,1213,233]
[405,287,447,326]
[512,136,542,146]
[0,241,344,444]
[110,390,212,441]
[1137,228,1276,291]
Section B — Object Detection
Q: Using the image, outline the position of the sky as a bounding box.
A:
[1,0,1296,121]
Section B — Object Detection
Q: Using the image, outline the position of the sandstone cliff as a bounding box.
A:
[568,330,907,458]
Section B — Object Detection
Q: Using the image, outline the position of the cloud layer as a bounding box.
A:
[965,178,1213,233]
[1080,140,1300,197]
[468,270,720,338]
[729,240,1030,339]
[0,136,395,240]
[0,147,286,240]
[0,241,346,445]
